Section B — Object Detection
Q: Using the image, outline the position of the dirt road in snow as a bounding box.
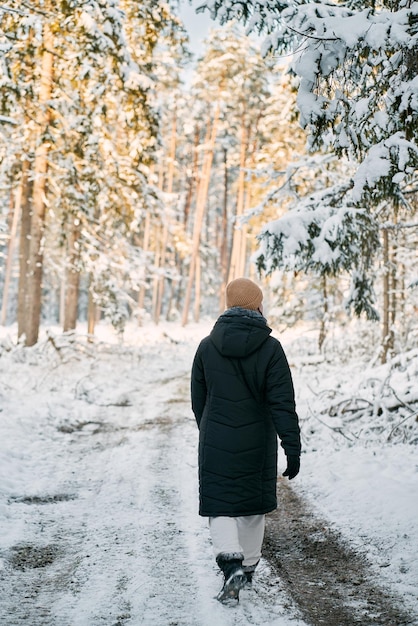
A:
[0,335,415,625]
[264,484,413,626]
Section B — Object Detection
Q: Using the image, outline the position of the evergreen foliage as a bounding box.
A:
[0,2,416,356]
[0,0,184,338]
[200,0,418,328]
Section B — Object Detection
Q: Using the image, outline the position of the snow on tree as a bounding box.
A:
[199,0,417,200]
[179,24,276,323]
[0,0,184,341]
[199,0,418,359]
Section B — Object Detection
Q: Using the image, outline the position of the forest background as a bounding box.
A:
[0,0,417,363]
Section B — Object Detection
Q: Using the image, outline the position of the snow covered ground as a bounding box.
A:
[0,319,417,625]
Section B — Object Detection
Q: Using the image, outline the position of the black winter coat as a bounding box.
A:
[191,308,301,517]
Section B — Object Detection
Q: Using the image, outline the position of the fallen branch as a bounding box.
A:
[308,405,357,442]
[328,397,373,420]
[387,411,418,442]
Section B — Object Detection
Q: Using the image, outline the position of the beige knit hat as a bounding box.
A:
[225,277,263,311]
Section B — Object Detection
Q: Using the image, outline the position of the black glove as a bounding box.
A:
[282,456,300,480]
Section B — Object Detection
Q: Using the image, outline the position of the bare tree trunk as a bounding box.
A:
[17,160,33,339]
[237,170,252,279]
[238,138,258,278]
[59,277,66,327]
[381,228,393,364]
[397,230,407,345]
[152,222,162,323]
[318,275,328,352]
[154,221,168,324]
[237,225,248,278]
[228,114,248,283]
[219,147,229,312]
[390,222,398,333]
[183,126,200,229]
[165,278,175,321]
[138,210,151,316]
[166,109,177,195]
[154,110,177,324]
[87,277,96,342]
[25,23,53,346]
[63,217,81,332]
[194,253,201,322]
[1,185,22,325]
[182,104,220,326]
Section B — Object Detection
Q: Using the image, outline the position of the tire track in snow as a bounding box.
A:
[50,374,206,626]
[264,483,416,626]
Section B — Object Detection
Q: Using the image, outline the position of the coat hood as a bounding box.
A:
[209,307,272,358]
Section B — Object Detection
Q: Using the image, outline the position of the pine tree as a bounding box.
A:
[200,0,418,358]
[0,0,184,342]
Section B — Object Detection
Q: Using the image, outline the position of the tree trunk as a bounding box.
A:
[390,220,398,333]
[138,209,151,312]
[138,216,151,322]
[1,186,22,325]
[87,277,96,342]
[59,277,66,327]
[63,217,81,332]
[181,104,220,326]
[166,109,177,195]
[397,230,407,345]
[238,137,258,278]
[381,228,393,364]
[151,222,162,323]
[17,160,33,340]
[154,221,168,324]
[227,114,248,283]
[25,23,54,346]
[318,275,328,352]
[219,147,229,312]
[154,110,177,324]
[194,253,201,322]
[165,278,175,321]
[183,126,200,229]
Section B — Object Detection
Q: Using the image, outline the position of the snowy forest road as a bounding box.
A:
[0,332,415,626]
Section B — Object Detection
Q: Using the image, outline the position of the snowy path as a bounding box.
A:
[0,325,417,625]
[0,333,305,626]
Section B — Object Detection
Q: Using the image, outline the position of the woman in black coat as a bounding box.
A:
[191,277,301,604]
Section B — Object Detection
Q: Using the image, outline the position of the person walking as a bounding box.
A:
[191,277,301,604]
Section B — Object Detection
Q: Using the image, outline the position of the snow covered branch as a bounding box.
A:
[199,0,418,205]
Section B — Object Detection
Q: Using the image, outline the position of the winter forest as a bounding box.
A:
[0,0,418,625]
[0,0,416,353]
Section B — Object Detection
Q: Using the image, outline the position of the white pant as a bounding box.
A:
[209,515,265,567]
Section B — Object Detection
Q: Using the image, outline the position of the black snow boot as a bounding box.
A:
[216,552,247,605]
[243,560,260,585]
